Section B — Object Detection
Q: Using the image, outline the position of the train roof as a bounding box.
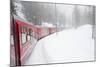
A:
[13,14,34,26]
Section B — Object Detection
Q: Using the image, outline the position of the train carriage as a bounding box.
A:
[10,19,37,65]
[10,18,57,66]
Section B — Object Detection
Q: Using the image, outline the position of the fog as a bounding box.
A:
[21,1,95,29]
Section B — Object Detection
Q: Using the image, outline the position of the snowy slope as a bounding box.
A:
[24,24,95,65]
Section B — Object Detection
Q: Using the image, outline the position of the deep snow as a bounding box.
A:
[24,24,95,65]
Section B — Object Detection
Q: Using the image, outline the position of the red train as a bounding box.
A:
[10,19,57,66]
[34,26,56,40]
[10,19,36,65]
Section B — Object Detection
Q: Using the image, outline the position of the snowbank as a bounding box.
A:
[25,24,95,65]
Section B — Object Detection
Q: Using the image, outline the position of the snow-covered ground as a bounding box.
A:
[24,24,95,65]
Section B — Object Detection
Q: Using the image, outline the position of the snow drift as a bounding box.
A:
[24,24,95,65]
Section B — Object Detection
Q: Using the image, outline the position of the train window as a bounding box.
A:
[29,29,33,40]
[31,29,34,37]
[22,33,27,44]
[10,35,14,45]
[21,26,27,45]
[27,34,30,41]
[21,26,27,33]
[26,28,30,41]
[29,29,33,36]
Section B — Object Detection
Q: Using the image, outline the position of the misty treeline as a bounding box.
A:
[11,0,95,29]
